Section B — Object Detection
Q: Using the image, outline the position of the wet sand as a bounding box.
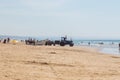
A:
[0,43,120,80]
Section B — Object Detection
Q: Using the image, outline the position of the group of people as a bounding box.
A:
[0,38,10,44]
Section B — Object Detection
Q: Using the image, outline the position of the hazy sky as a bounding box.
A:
[0,0,120,39]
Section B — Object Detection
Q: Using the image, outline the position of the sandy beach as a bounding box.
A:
[0,43,120,80]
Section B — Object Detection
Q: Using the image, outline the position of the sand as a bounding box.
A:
[0,43,120,80]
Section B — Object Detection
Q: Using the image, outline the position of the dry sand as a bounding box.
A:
[0,43,120,80]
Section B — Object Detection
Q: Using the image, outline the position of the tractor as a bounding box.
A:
[54,37,74,47]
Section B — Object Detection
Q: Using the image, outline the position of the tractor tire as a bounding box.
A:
[70,44,74,47]
[60,42,65,46]
[53,42,55,46]
[45,42,48,45]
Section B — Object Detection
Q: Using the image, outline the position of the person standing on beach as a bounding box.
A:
[119,43,120,50]
[7,37,10,43]
[3,39,7,44]
[88,42,90,46]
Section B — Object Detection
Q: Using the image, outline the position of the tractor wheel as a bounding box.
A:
[60,42,65,46]
[49,43,52,46]
[45,42,48,45]
[53,42,55,46]
[70,44,74,47]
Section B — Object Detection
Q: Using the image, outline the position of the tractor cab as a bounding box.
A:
[61,37,67,41]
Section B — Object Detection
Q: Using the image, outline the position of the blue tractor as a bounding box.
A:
[54,37,74,47]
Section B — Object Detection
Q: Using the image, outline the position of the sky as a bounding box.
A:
[0,0,120,39]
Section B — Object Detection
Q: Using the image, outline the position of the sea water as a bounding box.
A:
[74,40,120,55]
[1,35,120,55]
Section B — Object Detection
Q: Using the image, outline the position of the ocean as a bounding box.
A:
[74,40,120,55]
[0,35,120,55]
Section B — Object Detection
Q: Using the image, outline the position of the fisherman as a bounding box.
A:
[119,43,120,50]
[88,42,90,46]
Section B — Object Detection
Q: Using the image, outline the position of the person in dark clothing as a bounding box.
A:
[3,39,7,44]
[7,37,10,43]
[88,42,90,45]
[119,43,120,50]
